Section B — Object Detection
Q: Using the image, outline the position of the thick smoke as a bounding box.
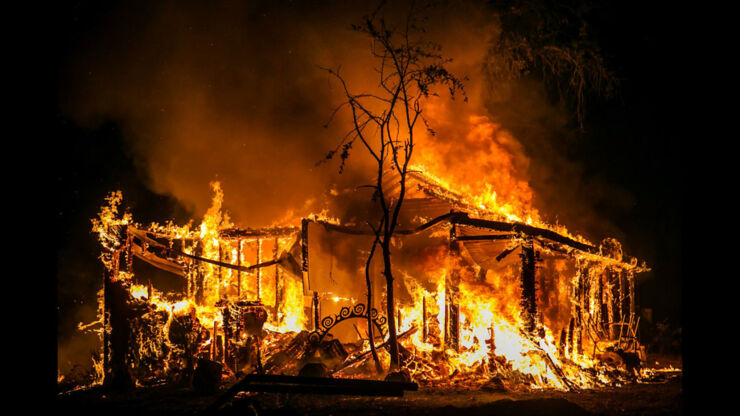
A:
[60,1,505,226]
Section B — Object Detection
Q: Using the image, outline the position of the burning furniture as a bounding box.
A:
[89,173,650,393]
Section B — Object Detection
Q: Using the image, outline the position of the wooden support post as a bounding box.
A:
[313,291,320,331]
[572,261,584,358]
[195,242,204,305]
[218,244,223,300]
[422,295,427,343]
[102,251,135,390]
[487,324,496,371]
[212,320,218,361]
[256,239,262,301]
[301,219,310,296]
[598,269,607,337]
[237,239,242,299]
[274,238,281,324]
[567,317,575,357]
[519,235,538,337]
[558,328,567,357]
[445,223,460,351]
[607,267,618,339]
[628,270,635,334]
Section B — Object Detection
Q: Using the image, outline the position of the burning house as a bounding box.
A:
[89,165,652,395]
[53,1,684,413]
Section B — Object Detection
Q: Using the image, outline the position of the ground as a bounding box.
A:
[57,374,682,415]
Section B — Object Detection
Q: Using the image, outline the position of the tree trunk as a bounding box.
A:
[382,243,400,370]
[365,237,382,373]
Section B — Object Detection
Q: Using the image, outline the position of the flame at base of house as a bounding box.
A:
[70,177,676,394]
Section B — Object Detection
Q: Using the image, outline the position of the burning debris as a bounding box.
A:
[68,166,676,397]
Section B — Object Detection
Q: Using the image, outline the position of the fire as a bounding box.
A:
[71,123,661,392]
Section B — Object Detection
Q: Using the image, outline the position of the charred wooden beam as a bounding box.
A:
[567,317,575,357]
[256,239,262,300]
[305,212,642,270]
[519,236,538,337]
[218,244,223,300]
[628,270,636,334]
[445,223,460,351]
[208,374,418,411]
[194,243,205,305]
[301,219,310,296]
[219,226,299,239]
[450,212,597,254]
[312,291,320,331]
[274,237,281,324]
[422,296,427,342]
[237,239,242,299]
[558,328,567,357]
[454,234,517,242]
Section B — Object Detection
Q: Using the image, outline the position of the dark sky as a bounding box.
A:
[54,0,682,372]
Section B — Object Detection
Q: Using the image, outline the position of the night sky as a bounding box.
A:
[54,0,682,374]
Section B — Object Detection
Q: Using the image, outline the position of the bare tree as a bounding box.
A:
[321,2,465,371]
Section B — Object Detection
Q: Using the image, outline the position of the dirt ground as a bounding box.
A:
[57,357,682,416]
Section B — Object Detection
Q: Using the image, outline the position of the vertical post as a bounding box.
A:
[567,317,575,357]
[628,270,635,330]
[195,242,204,305]
[519,235,538,337]
[422,295,427,343]
[598,269,607,337]
[312,291,320,331]
[256,239,262,301]
[558,328,567,357]
[274,238,280,324]
[602,269,612,338]
[606,267,617,339]
[445,223,460,351]
[212,320,218,361]
[301,219,310,296]
[103,250,134,390]
[237,239,242,299]
[218,244,223,300]
[574,262,586,357]
[102,268,110,384]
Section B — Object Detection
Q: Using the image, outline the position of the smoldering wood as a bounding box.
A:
[335,327,418,372]
[208,374,419,411]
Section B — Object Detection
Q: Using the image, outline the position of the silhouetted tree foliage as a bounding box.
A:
[486,0,617,127]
